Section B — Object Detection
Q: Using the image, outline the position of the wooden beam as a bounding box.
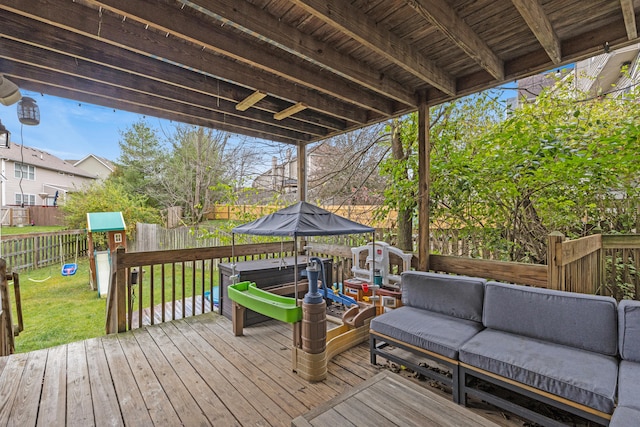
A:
[184,0,417,107]
[88,0,396,116]
[0,1,369,124]
[406,0,504,80]
[274,103,307,121]
[417,95,430,271]
[11,77,300,145]
[620,0,638,39]
[290,0,456,96]
[511,0,562,64]
[0,9,348,132]
[235,91,267,112]
[2,64,308,144]
[6,9,347,132]
[297,142,307,202]
[0,38,331,138]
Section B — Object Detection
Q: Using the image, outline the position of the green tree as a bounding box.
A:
[160,125,232,225]
[62,180,161,239]
[112,119,166,207]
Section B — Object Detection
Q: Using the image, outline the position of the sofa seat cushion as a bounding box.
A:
[617,361,640,410]
[610,406,640,427]
[370,306,484,360]
[459,329,618,414]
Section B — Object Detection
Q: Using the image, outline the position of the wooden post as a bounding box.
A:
[297,142,306,202]
[11,272,23,334]
[232,301,245,336]
[547,232,564,291]
[0,259,14,355]
[417,94,430,271]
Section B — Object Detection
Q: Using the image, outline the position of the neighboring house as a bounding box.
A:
[68,154,115,181]
[508,44,640,109]
[252,145,334,196]
[0,143,97,207]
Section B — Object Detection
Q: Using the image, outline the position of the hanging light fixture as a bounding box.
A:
[0,120,10,148]
[17,96,40,126]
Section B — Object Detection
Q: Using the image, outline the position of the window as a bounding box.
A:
[15,193,36,206]
[14,163,35,180]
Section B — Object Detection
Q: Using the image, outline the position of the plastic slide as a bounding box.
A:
[228,281,302,323]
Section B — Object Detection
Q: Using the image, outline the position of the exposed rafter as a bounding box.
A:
[406,0,504,80]
[620,0,638,39]
[511,0,562,64]
[0,1,369,124]
[181,0,417,107]
[289,0,457,96]
[0,0,634,146]
[88,0,395,116]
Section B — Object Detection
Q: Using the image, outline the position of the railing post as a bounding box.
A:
[547,232,564,291]
[0,259,15,355]
[115,247,127,332]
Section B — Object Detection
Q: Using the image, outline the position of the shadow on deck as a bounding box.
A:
[1,314,522,426]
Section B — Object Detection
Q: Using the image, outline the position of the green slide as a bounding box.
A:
[228,281,302,323]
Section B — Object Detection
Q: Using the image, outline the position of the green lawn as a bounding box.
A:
[11,259,105,353]
[1,225,65,236]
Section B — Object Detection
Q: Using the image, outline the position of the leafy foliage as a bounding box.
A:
[61,180,161,238]
[379,77,639,263]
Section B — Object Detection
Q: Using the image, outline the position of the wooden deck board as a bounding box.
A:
[37,345,67,427]
[0,312,529,426]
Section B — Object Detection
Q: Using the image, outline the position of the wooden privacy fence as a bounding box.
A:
[1,230,87,272]
[209,204,396,227]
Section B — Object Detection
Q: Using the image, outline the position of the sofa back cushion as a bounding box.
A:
[619,299,640,362]
[401,271,486,322]
[483,282,618,356]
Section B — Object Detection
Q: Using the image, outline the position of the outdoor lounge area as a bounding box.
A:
[0,313,534,426]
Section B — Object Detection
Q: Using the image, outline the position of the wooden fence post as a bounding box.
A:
[547,232,564,291]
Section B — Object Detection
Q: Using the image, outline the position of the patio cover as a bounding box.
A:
[232,201,374,236]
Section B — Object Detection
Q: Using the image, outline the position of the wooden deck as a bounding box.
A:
[0,313,523,426]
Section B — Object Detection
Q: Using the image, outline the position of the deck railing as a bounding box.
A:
[108,232,639,333]
[0,260,23,356]
[107,241,297,334]
[547,233,639,299]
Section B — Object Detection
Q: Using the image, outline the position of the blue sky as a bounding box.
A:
[0,90,172,162]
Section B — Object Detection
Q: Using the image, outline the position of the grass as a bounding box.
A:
[1,225,65,236]
[11,258,220,354]
[11,259,105,353]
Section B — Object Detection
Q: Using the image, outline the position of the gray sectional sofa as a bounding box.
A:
[610,300,640,426]
[370,271,640,427]
[370,271,487,403]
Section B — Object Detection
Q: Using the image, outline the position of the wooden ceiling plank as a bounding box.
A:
[0,39,330,138]
[89,0,396,116]
[289,0,456,95]
[184,0,417,107]
[12,78,300,144]
[406,0,504,80]
[2,63,307,143]
[511,0,562,64]
[0,0,368,125]
[620,0,638,39]
[9,12,345,131]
